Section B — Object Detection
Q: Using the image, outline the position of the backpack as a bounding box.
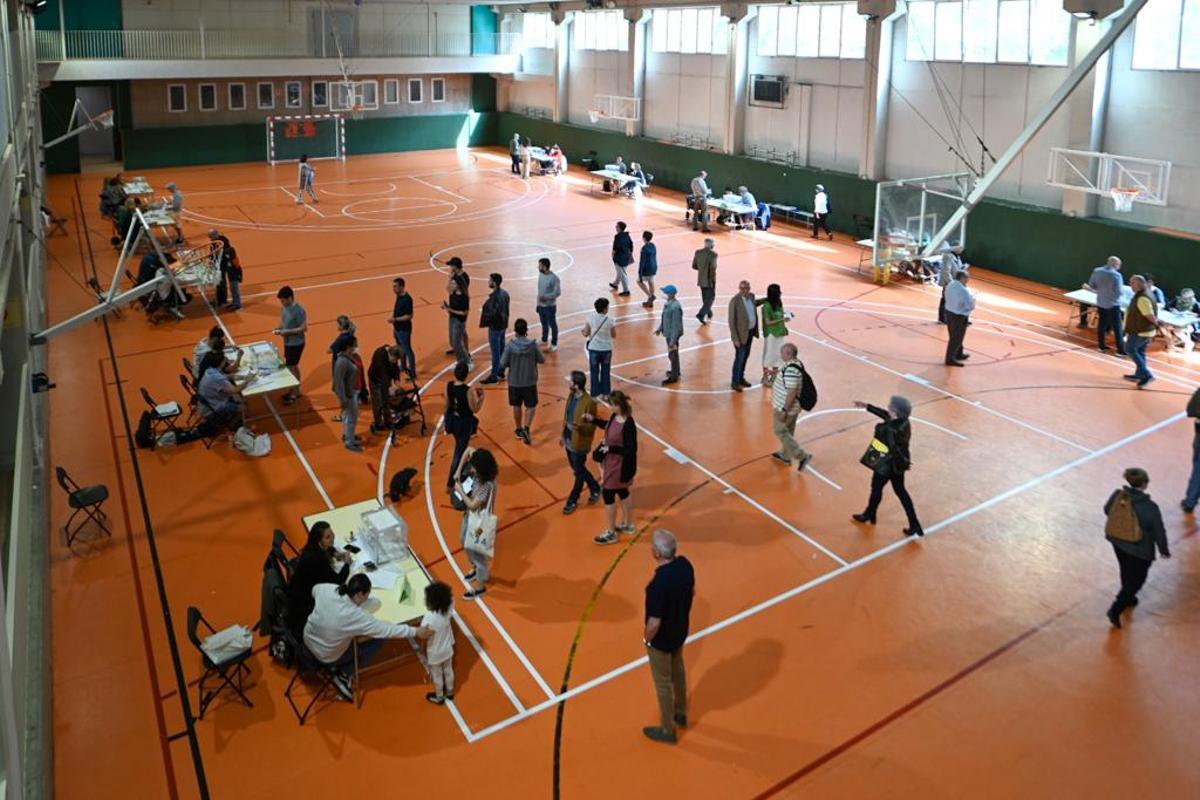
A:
[1105,489,1143,543]
[134,411,155,449]
[389,467,418,501]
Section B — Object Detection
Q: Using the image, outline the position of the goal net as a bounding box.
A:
[266,114,346,165]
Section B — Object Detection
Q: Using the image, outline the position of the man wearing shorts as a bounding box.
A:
[274,285,308,404]
[499,318,544,445]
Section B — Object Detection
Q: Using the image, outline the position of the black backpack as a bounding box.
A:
[134,411,155,449]
[389,467,418,501]
[783,363,818,411]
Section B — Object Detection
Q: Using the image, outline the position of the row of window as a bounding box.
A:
[756,3,866,60]
[1132,0,1200,70]
[165,78,447,113]
[651,8,728,54]
[906,0,1071,66]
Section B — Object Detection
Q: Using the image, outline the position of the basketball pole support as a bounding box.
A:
[919,0,1148,259]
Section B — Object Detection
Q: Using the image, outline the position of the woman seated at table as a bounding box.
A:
[287,521,352,636]
[550,144,568,176]
[193,326,242,379]
[1167,288,1200,347]
[196,350,252,437]
[625,162,650,197]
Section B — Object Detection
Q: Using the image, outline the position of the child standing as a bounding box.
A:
[297,154,319,204]
[422,582,456,704]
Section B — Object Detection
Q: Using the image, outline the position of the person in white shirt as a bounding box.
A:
[689,170,712,232]
[943,271,976,367]
[421,582,456,705]
[297,154,319,204]
[303,574,429,699]
[937,244,965,324]
[812,184,832,240]
[737,186,758,229]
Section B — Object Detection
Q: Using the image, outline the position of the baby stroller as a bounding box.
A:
[371,371,427,442]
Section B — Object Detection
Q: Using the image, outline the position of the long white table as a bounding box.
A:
[123,177,153,195]
[708,197,756,230]
[589,169,637,194]
[227,341,300,398]
[1063,288,1197,348]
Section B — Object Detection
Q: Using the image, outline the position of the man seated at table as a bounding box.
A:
[736,186,757,228]
[99,176,126,220]
[115,198,146,247]
[196,350,252,437]
[1144,273,1167,306]
[612,155,628,174]
[193,325,239,378]
[1165,287,1200,349]
[303,573,431,700]
[624,162,650,196]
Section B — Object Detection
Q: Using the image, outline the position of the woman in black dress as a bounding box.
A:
[444,361,485,491]
[851,396,923,537]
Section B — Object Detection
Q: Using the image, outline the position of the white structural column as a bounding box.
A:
[552,9,571,124]
[721,4,754,155]
[1060,18,1111,218]
[859,1,903,180]
[624,8,650,138]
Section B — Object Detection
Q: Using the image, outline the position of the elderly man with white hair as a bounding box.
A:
[642,529,694,744]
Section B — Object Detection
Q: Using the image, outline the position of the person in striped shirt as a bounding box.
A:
[297,154,319,204]
[771,343,812,472]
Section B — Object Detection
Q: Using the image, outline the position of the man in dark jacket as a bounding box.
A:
[642,529,695,744]
[499,318,545,445]
[333,337,362,452]
[1182,387,1200,513]
[1104,467,1170,628]
[481,273,511,384]
[610,221,634,296]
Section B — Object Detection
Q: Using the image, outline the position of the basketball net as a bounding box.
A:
[91,110,115,130]
[1110,187,1139,213]
[588,109,608,124]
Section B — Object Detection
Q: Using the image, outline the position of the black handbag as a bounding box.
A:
[859,436,892,474]
[592,444,606,464]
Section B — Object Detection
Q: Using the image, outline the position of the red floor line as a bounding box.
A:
[750,611,1066,799]
[98,359,182,800]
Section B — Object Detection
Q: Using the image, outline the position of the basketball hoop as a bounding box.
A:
[588,109,608,124]
[91,110,115,130]
[1110,187,1140,213]
[348,103,365,121]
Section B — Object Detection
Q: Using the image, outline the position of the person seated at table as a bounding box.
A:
[196,350,252,437]
[612,155,628,174]
[193,325,242,378]
[1144,273,1167,306]
[624,162,650,197]
[303,573,430,700]
[115,197,146,247]
[737,186,758,228]
[287,521,352,637]
[550,144,568,176]
[1170,288,1200,315]
[99,176,126,220]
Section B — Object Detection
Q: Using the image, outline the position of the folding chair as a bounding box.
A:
[284,632,350,725]
[44,206,69,237]
[182,357,196,381]
[140,387,182,436]
[179,374,200,425]
[186,607,254,719]
[55,467,111,545]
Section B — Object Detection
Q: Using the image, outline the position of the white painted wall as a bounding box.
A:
[1099,28,1200,233]
[641,50,727,146]
[567,48,635,134]
[505,71,555,116]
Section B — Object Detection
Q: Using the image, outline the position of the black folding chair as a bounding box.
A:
[140,387,182,437]
[284,631,349,725]
[55,467,111,545]
[187,607,254,718]
[182,357,196,381]
[179,374,200,426]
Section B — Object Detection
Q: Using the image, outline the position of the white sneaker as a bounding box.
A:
[549,343,558,352]
[332,671,354,701]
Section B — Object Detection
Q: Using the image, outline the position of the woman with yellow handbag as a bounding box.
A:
[851,396,923,538]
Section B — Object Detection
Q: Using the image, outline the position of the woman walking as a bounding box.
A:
[454,447,499,599]
[444,362,484,492]
[583,297,616,402]
[851,396,923,537]
[1103,467,1170,628]
[590,391,638,545]
[760,283,792,386]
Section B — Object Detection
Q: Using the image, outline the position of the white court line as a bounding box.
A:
[611,339,724,370]
[806,466,843,491]
[409,175,472,203]
[464,408,1186,742]
[241,267,438,300]
[277,185,325,217]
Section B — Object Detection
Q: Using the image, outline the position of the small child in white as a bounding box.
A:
[297,154,319,204]
[422,581,455,705]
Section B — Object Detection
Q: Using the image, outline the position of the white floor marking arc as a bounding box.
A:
[409,175,472,203]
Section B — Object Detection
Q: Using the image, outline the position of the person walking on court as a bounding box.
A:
[655,285,684,385]
[583,297,616,402]
[333,336,363,452]
[771,344,813,472]
[641,529,694,745]
[1123,274,1161,389]
[500,318,544,444]
[690,170,712,232]
[443,362,484,491]
[297,154,319,204]
[728,280,759,391]
[610,221,634,297]
[535,257,561,352]
[591,391,638,545]
[692,238,718,325]
[1104,468,1170,628]
[1085,256,1126,354]
[480,273,510,384]
[273,285,307,404]
[637,230,658,308]
[388,277,417,378]
[943,270,974,366]
[1183,387,1200,513]
[851,396,923,537]
[560,370,602,515]
[811,184,832,240]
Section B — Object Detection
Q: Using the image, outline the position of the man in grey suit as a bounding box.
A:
[692,239,718,325]
[655,285,684,385]
[727,280,758,391]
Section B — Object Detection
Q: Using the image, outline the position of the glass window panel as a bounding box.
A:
[778,6,798,56]
[757,5,779,56]
[819,4,842,57]
[312,81,327,108]
[907,1,936,61]
[1132,0,1182,69]
[963,0,998,63]
[1182,0,1200,68]
[199,84,217,111]
[934,1,963,61]
[841,4,867,59]
[681,8,699,53]
[432,78,446,102]
[585,13,598,50]
[653,9,668,52]
[997,0,1029,62]
[697,8,715,53]
[229,83,246,110]
[797,5,820,57]
[667,9,683,52]
[713,10,729,54]
[1029,0,1070,65]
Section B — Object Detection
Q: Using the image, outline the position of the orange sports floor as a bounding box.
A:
[44,148,1200,799]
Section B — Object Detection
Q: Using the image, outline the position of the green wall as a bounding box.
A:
[470,6,499,55]
[497,112,1200,293]
[34,0,123,30]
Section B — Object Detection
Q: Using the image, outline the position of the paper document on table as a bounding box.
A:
[368,569,402,590]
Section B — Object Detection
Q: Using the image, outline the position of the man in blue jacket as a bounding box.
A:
[655,285,684,385]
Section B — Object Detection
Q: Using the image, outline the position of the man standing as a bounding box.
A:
[1103,468,1169,629]
[655,285,684,385]
[273,285,307,404]
[387,277,417,378]
[1086,256,1126,354]
[811,184,832,240]
[772,343,813,471]
[560,371,602,514]
[727,280,758,391]
[297,155,319,204]
[1183,387,1200,513]
[642,529,694,745]
[610,221,634,297]
[445,256,470,356]
[943,271,974,367]
[333,336,363,452]
[936,245,964,324]
[690,170,712,233]
[692,238,718,325]
[637,230,658,308]
[165,181,185,243]
[480,272,511,385]
[209,228,243,311]
[499,319,544,444]
[510,133,522,174]
[536,257,561,352]
[1123,274,1160,389]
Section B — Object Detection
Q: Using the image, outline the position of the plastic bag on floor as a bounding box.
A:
[233,427,271,457]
